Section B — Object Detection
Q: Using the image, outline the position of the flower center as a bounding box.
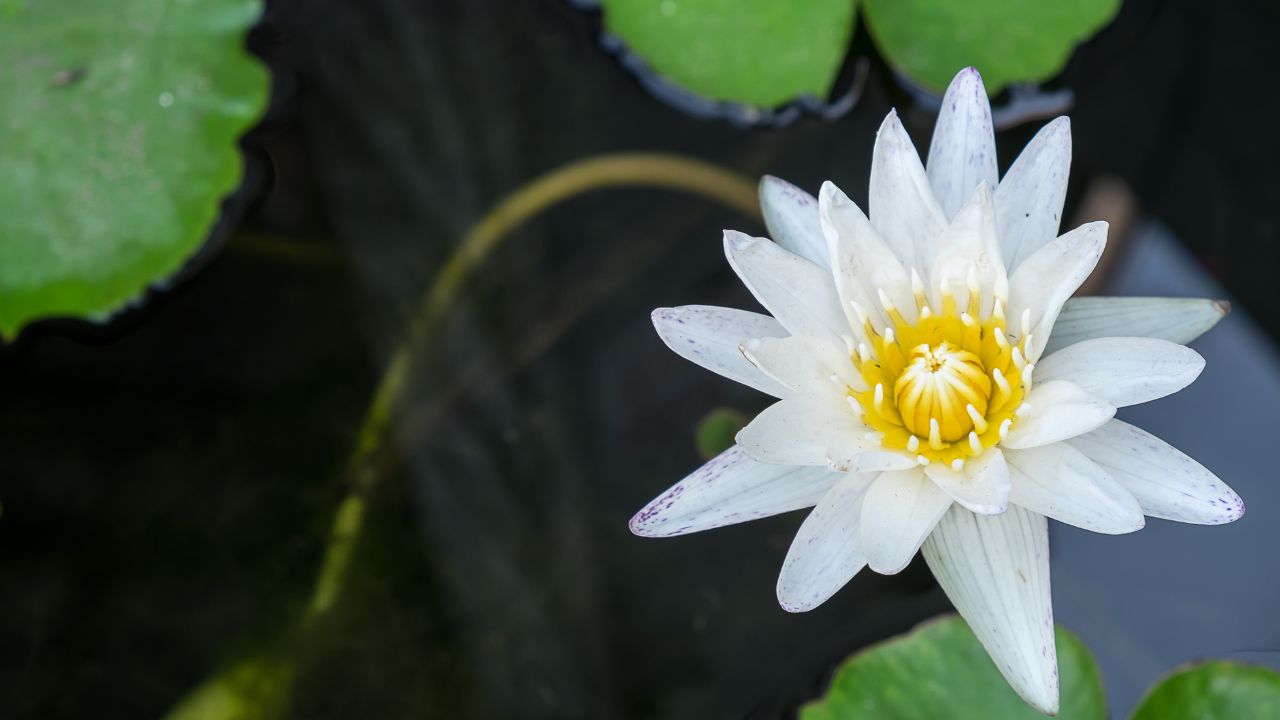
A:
[895,342,990,442]
[848,273,1033,468]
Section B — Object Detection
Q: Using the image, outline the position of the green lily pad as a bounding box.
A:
[599,0,856,107]
[862,0,1120,93]
[0,0,269,337]
[1130,661,1280,720]
[800,615,1105,719]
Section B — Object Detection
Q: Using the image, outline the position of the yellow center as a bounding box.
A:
[851,281,1031,467]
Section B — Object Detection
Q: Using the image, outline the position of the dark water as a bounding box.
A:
[2,0,1279,718]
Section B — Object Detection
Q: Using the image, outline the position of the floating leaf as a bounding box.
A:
[800,615,1105,719]
[599,0,856,107]
[862,0,1120,93]
[1130,661,1280,720]
[0,0,269,337]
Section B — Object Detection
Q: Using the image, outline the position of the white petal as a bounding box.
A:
[819,181,915,329]
[736,397,857,466]
[1006,221,1108,361]
[860,469,953,574]
[652,306,790,398]
[630,446,842,537]
[922,504,1058,715]
[741,333,862,400]
[777,471,874,612]
[924,447,1011,514]
[1043,296,1230,356]
[995,116,1071,272]
[760,176,829,269]
[827,435,918,473]
[869,110,948,271]
[1002,380,1115,449]
[1035,337,1204,408]
[1005,444,1145,534]
[926,67,999,221]
[724,231,848,340]
[928,182,1006,315]
[1068,419,1245,525]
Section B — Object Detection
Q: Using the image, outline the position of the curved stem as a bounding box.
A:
[301,152,758,623]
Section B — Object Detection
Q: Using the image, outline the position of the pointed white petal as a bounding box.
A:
[1006,221,1108,361]
[869,110,948,271]
[652,306,790,398]
[1035,337,1204,407]
[777,471,875,612]
[630,446,842,537]
[924,447,1010,514]
[819,181,915,329]
[723,231,848,340]
[1068,419,1245,525]
[927,67,999,221]
[1043,296,1230,356]
[1006,444,1145,534]
[861,469,952,574]
[1002,380,1115,449]
[995,117,1071,272]
[928,182,1006,314]
[760,176,829,269]
[741,334,862,398]
[736,397,857,466]
[922,505,1059,715]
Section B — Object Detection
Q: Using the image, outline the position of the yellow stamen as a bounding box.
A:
[851,272,1029,465]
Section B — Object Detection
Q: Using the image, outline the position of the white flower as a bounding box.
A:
[631,67,1245,715]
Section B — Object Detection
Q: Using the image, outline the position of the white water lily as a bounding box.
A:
[631,67,1245,715]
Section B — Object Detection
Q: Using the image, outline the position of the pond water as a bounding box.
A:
[2,0,1278,718]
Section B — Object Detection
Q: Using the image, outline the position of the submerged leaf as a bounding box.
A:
[695,406,748,459]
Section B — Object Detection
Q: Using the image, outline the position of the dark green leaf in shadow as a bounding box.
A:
[600,0,856,107]
[695,406,747,460]
[800,615,1105,719]
[862,0,1120,94]
[0,0,269,337]
[1130,661,1280,720]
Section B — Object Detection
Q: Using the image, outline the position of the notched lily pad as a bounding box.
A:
[800,615,1106,719]
[598,0,856,109]
[862,0,1121,94]
[0,0,270,337]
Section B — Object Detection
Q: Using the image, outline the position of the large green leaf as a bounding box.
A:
[599,0,855,107]
[862,0,1120,93]
[0,0,269,337]
[800,615,1105,719]
[1130,661,1280,720]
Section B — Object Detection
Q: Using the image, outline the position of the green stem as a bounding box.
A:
[165,152,759,720]
[299,152,758,624]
